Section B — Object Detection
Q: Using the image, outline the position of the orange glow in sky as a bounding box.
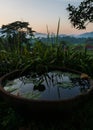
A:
[0,0,92,35]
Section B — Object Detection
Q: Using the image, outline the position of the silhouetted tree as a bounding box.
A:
[1,21,35,42]
[67,0,93,29]
[1,21,35,50]
[2,21,35,37]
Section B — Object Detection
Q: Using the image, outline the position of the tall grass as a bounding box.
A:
[0,21,93,77]
[56,18,60,44]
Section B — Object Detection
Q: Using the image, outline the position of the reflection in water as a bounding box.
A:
[33,84,46,91]
[4,71,91,100]
[70,77,90,93]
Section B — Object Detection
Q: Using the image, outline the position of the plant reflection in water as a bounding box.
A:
[4,71,91,100]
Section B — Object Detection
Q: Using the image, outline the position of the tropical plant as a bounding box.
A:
[1,21,35,51]
[1,21,35,38]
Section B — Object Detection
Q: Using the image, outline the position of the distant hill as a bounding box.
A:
[34,32,93,44]
[34,32,47,38]
[35,31,93,39]
[0,29,93,44]
[0,28,93,39]
[77,32,93,38]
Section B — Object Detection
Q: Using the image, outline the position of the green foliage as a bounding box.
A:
[0,32,93,130]
[0,20,93,130]
[1,21,35,37]
[0,35,93,77]
[0,102,23,130]
[1,21,35,52]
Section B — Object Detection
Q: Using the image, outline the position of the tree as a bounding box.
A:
[66,0,93,29]
[1,21,35,44]
[1,21,35,36]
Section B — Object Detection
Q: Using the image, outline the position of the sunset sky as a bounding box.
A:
[0,0,93,35]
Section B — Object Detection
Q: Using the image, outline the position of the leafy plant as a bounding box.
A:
[67,0,93,29]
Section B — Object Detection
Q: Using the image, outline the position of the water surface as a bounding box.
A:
[4,71,91,100]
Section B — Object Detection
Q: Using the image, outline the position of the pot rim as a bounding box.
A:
[0,68,92,103]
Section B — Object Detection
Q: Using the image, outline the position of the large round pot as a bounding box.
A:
[0,68,93,117]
